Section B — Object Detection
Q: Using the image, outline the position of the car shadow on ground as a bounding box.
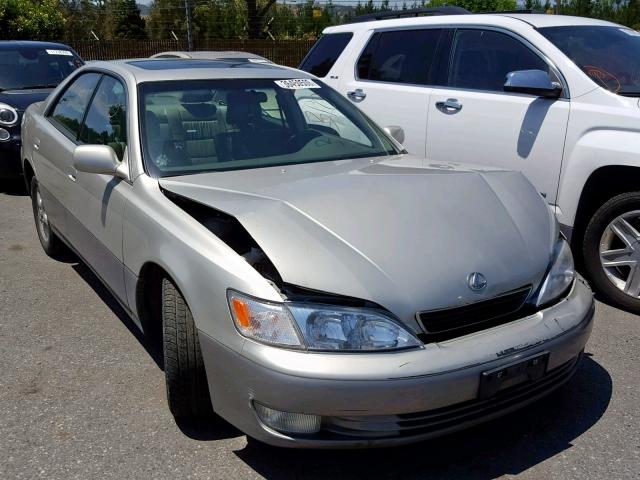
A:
[71,260,164,370]
[67,254,613,477]
[0,179,27,196]
[232,355,611,480]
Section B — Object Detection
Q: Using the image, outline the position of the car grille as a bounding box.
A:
[322,354,581,440]
[417,285,533,342]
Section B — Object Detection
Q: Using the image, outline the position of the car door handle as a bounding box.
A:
[346,89,366,102]
[68,173,76,182]
[435,99,463,114]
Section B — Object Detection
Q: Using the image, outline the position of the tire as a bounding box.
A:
[583,191,640,314]
[161,277,213,419]
[30,178,65,258]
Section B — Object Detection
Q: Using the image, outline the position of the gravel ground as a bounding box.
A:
[0,182,638,480]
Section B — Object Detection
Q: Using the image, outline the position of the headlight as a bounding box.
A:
[0,103,18,126]
[228,290,421,351]
[534,238,575,307]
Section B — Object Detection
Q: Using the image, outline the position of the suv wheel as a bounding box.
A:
[30,178,65,258]
[161,277,213,419]
[583,192,640,313]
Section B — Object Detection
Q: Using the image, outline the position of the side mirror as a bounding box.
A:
[503,70,562,99]
[73,145,127,179]
[383,125,405,145]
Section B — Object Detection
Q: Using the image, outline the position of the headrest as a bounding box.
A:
[180,89,214,103]
[226,90,268,126]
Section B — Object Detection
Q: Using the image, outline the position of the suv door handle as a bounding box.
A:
[347,88,366,102]
[435,98,462,114]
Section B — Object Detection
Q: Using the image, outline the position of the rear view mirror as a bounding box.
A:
[504,70,563,99]
[73,145,128,179]
[383,125,405,145]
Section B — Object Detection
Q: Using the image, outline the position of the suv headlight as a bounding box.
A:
[0,103,18,126]
[534,238,575,307]
[228,290,421,351]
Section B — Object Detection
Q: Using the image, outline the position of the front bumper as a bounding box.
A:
[200,277,594,448]
[0,126,22,178]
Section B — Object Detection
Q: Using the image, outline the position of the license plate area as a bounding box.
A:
[479,351,549,399]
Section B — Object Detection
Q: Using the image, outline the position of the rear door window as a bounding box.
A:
[448,29,549,92]
[49,73,101,140]
[299,33,353,78]
[357,29,444,85]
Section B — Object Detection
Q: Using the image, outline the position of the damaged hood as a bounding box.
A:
[159,156,556,328]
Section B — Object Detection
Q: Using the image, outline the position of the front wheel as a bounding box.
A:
[161,277,213,419]
[583,192,640,314]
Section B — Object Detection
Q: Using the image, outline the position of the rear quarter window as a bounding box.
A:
[299,33,353,78]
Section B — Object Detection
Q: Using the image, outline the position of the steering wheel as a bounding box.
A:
[287,129,322,151]
[582,65,621,93]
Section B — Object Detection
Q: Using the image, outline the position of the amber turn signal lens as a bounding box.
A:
[232,298,251,328]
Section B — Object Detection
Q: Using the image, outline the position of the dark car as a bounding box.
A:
[0,41,83,179]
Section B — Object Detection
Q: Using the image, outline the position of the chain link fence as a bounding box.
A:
[65,39,316,67]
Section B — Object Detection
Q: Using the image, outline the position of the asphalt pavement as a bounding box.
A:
[0,181,638,480]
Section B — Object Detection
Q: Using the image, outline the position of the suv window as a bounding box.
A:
[357,29,444,85]
[449,29,548,92]
[299,33,353,78]
[80,76,127,161]
[49,73,101,139]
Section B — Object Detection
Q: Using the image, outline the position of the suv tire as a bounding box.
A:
[583,192,640,314]
[162,277,213,419]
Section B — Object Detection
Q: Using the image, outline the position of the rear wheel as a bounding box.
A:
[161,277,213,419]
[30,178,65,258]
[583,192,640,314]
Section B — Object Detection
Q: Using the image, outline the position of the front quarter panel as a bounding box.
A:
[122,175,282,353]
[556,89,640,227]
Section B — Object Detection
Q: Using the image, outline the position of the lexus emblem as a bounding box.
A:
[467,272,487,291]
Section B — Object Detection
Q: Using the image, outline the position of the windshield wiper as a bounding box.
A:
[8,84,57,90]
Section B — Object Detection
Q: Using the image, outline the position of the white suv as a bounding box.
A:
[300,11,640,313]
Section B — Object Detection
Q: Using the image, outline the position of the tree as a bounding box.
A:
[60,0,98,41]
[111,0,147,39]
[0,0,65,39]
[148,0,187,40]
[425,0,517,12]
[246,0,278,38]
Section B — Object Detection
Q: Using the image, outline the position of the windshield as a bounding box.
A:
[539,26,640,96]
[139,78,398,177]
[0,47,83,91]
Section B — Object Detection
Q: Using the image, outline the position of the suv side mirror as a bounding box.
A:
[383,125,405,144]
[73,145,128,179]
[504,70,562,99]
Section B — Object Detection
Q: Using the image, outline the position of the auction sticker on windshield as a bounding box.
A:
[275,79,320,89]
[46,49,74,56]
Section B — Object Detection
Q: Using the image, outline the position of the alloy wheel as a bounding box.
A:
[35,189,50,244]
[599,210,640,298]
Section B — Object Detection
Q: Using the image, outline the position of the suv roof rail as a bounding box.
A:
[481,9,547,14]
[348,6,470,24]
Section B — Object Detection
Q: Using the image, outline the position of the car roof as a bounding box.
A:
[150,51,270,61]
[0,40,78,50]
[496,13,620,28]
[324,13,621,33]
[81,58,309,83]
